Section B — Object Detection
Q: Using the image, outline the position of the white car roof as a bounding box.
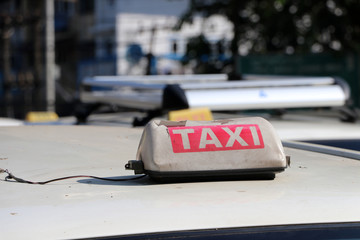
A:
[0,117,23,126]
[269,113,360,141]
[1,124,360,239]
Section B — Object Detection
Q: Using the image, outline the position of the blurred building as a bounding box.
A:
[79,0,233,79]
[0,0,235,118]
[0,0,93,117]
[0,0,44,118]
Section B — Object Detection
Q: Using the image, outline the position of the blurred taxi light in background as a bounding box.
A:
[168,107,213,121]
[26,112,59,123]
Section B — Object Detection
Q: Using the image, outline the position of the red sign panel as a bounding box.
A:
[168,124,264,153]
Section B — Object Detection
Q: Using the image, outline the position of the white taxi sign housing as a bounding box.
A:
[127,117,288,181]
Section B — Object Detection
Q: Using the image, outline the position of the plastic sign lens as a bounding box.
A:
[168,124,264,153]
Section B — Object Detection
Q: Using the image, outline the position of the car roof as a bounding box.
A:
[0,117,23,126]
[1,124,360,239]
[269,113,360,141]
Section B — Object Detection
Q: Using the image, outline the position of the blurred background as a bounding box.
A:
[1,0,360,120]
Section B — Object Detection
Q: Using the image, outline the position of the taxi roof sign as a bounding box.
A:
[127,117,288,181]
[168,108,213,121]
[26,112,59,123]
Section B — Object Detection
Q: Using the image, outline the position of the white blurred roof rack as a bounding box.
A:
[78,74,351,124]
